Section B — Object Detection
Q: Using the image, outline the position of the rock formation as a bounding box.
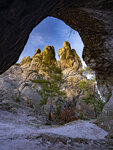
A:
[0,0,113,123]
[20,56,31,66]
[0,42,95,119]
[58,41,82,71]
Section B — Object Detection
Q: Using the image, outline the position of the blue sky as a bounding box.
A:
[18,17,85,65]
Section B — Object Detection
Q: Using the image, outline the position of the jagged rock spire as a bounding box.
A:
[58,41,82,71]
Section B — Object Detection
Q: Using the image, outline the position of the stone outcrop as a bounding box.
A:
[32,46,56,62]
[0,43,95,118]
[61,68,94,117]
[0,64,42,112]
[20,56,31,66]
[41,46,56,64]
[0,0,113,119]
[58,41,82,71]
[34,48,41,55]
[29,42,82,72]
[30,46,56,71]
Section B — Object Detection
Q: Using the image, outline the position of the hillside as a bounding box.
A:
[0,41,97,120]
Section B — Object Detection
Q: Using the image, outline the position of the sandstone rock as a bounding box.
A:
[0,45,57,114]
[0,76,20,100]
[32,49,41,60]
[30,54,42,71]
[41,46,56,64]
[34,48,41,55]
[58,41,82,71]
[0,64,42,113]
[30,46,56,72]
[20,56,31,66]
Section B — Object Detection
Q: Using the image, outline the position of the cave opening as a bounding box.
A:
[0,1,113,147]
[16,16,104,121]
[18,16,85,66]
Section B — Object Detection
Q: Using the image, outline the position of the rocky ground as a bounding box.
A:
[0,105,113,150]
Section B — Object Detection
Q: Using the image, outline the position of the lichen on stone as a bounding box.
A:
[20,56,31,66]
[35,48,41,55]
[58,41,82,71]
[41,46,56,64]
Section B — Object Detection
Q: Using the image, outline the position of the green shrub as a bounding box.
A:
[82,93,106,117]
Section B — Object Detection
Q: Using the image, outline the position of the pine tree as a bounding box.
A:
[31,62,66,120]
[78,67,106,118]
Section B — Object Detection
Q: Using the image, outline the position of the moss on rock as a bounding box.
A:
[41,46,56,64]
[58,41,82,71]
[20,56,31,66]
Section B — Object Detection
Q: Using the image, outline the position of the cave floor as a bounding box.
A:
[0,109,113,150]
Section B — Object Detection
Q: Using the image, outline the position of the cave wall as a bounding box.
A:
[0,0,113,116]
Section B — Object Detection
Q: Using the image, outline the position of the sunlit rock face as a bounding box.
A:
[29,46,56,72]
[1,43,94,118]
[20,56,31,66]
[0,0,113,117]
[58,41,82,71]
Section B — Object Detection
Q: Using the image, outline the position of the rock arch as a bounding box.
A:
[0,0,113,116]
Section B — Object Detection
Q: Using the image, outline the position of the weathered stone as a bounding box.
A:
[20,56,31,66]
[62,68,94,118]
[21,85,42,111]
[30,46,56,72]
[0,64,42,112]
[0,44,95,118]
[34,48,41,55]
[41,46,56,64]
[32,49,41,59]
[58,41,82,71]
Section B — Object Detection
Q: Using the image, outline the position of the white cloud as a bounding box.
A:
[30,34,44,47]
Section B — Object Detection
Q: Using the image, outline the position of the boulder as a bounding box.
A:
[0,76,20,102]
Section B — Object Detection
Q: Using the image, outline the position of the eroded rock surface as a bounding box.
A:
[0,42,96,119]
[58,41,82,71]
[0,110,112,150]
